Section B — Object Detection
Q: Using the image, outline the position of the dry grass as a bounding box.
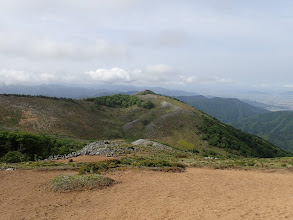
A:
[48,174,115,192]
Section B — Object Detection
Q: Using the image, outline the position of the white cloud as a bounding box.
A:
[85,64,176,85]
[179,75,197,84]
[283,84,293,88]
[85,68,132,83]
[144,64,174,75]
[0,69,56,85]
[0,66,236,88]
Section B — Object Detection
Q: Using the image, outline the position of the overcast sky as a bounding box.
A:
[1,0,293,92]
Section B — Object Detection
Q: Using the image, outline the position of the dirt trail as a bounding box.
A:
[1,168,293,220]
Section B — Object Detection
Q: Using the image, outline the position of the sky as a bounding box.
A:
[1,0,293,93]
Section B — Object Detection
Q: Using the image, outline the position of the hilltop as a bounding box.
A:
[0,91,290,158]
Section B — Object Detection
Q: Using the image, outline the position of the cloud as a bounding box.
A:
[179,75,234,84]
[85,64,176,85]
[85,68,132,83]
[144,64,174,74]
[179,75,198,84]
[0,36,129,61]
[283,84,293,88]
[0,69,56,85]
[157,30,189,47]
[0,65,235,88]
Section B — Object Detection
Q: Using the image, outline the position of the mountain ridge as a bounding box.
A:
[0,92,290,158]
[175,95,269,124]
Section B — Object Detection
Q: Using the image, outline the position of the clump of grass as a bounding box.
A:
[49,174,115,192]
[78,160,121,174]
[177,139,195,150]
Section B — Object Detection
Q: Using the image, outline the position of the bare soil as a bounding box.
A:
[1,168,293,220]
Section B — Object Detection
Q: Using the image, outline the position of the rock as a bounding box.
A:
[6,168,15,171]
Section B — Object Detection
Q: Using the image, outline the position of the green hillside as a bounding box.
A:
[233,111,293,152]
[176,96,269,124]
[0,92,290,158]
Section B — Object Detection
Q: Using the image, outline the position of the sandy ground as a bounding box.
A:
[1,168,293,220]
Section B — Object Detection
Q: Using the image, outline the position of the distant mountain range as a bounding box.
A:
[176,95,269,124]
[0,84,198,99]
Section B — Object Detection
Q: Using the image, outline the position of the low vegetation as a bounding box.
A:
[233,111,293,152]
[0,129,86,162]
[177,139,195,150]
[48,174,115,192]
[78,157,186,174]
[0,91,291,158]
[86,94,140,107]
[198,116,292,158]
[176,95,269,124]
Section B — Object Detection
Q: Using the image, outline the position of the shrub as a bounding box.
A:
[138,90,156,95]
[137,159,172,167]
[78,160,120,174]
[142,101,155,109]
[49,174,115,192]
[1,151,27,163]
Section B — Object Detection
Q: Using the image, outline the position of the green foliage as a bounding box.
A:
[198,116,292,158]
[78,160,121,174]
[177,139,195,150]
[49,174,115,192]
[1,151,27,163]
[0,129,85,162]
[142,101,155,109]
[177,96,268,124]
[136,159,172,167]
[3,94,76,103]
[137,90,156,95]
[78,157,185,174]
[87,94,139,107]
[233,111,293,152]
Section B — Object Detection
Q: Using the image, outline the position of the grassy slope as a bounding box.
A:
[233,111,293,152]
[176,95,269,124]
[0,94,290,158]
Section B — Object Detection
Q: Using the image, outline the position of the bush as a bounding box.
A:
[138,90,156,95]
[137,159,171,167]
[1,151,27,163]
[90,94,139,107]
[0,129,85,161]
[49,174,115,192]
[142,101,155,109]
[78,160,120,174]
